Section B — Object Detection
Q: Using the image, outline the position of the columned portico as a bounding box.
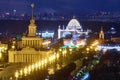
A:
[9,47,53,63]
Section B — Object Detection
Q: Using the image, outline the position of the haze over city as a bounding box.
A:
[0,0,120,14]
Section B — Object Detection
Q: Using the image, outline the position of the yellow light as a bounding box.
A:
[0,53,2,59]
[90,46,93,49]
[35,63,39,70]
[56,54,59,59]
[44,59,47,64]
[24,67,27,76]
[28,66,31,74]
[49,56,52,61]
[32,64,35,71]
[86,48,90,51]
[48,68,54,75]
[76,45,79,48]
[59,49,62,52]
[15,71,19,78]
[69,45,71,48]
[42,41,51,45]
[20,70,23,76]
[87,51,89,54]
[41,60,44,65]
[92,40,99,46]
[0,48,2,52]
[69,48,72,51]
[64,50,67,53]
[38,61,41,67]
[12,45,15,49]
[49,55,55,61]
[95,47,98,51]
[4,48,7,50]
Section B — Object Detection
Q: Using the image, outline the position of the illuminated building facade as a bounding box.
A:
[20,4,43,49]
[99,27,104,40]
[58,18,89,39]
[36,31,54,39]
[9,4,46,63]
[9,47,53,63]
[58,18,90,46]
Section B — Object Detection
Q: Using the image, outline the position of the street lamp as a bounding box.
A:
[20,69,23,77]
[24,67,28,76]
[90,46,93,49]
[69,48,72,54]
[59,48,62,52]
[15,71,19,80]
[28,66,31,74]
[35,63,38,70]
[86,48,90,51]
[31,64,35,72]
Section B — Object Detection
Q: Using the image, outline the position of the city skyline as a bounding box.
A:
[0,0,120,14]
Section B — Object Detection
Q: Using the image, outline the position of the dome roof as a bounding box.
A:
[66,19,82,30]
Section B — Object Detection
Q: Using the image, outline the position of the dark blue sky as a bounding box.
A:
[0,0,120,14]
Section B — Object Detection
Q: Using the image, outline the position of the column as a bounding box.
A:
[28,40,29,46]
[14,54,16,62]
[23,54,25,62]
[30,40,31,46]
[32,55,34,62]
[21,54,23,62]
[27,40,28,46]
[32,40,33,46]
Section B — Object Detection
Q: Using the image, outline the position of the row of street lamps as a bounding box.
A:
[14,47,74,80]
[86,40,99,53]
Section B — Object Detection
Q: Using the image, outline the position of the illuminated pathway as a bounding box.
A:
[14,40,100,79]
[14,48,72,79]
[72,40,100,80]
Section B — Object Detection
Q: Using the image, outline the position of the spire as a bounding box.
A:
[99,26,104,40]
[30,3,35,24]
[73,15,75,19]
[58,25,61,29]
[28,3,36,37]
[31,3,34,19]
[101,26,103,31]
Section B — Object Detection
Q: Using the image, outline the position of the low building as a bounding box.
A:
[9,47,53,63]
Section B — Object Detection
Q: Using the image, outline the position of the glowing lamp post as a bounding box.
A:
[20,69,23,77]
[31,64,35,72]
[28,66,31,74]
[24,67,28,76]
[15,71,19,80]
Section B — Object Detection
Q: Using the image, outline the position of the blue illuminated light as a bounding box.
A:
[81,73,90,80]
[98,45,120,51]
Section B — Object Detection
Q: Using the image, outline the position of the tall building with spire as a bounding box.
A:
[18,3,43,49]
[99,27,104,40]
[8,3,48,63]
[28,3,36,37]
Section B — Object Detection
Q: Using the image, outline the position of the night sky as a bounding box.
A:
[0,0,120,14]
